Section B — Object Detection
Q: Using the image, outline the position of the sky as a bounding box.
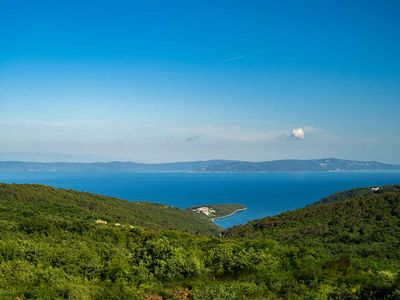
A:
[0,0,399,163]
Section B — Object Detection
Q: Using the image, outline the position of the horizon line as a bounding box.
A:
[0,157,398,165]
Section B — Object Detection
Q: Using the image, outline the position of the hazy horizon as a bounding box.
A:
[0,151,399,165]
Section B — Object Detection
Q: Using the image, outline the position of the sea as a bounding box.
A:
[1,171,400,228]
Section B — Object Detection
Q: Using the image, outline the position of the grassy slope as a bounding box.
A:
[0,183,220,235]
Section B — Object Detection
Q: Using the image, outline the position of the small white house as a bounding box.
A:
[193,206,216,217]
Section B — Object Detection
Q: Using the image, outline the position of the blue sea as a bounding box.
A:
[1,172,400,228]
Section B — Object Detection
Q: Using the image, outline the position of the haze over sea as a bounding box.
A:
[1,171,400,228]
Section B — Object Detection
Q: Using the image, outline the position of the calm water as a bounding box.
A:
[1,172,400,228]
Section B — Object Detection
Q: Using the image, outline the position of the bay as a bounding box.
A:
[1,171,400,228]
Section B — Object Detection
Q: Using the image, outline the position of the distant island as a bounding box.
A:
[188,204,247,221]
[0,158,399,173]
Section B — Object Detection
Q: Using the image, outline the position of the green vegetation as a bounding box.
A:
[313,185,388,206]
[0,183,400,299]
[188,204,246,219]
[0,183,220,235]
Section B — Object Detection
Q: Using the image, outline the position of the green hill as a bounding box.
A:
[0,183,399,299]
[224,184,400,240]
[312,185,399,206]
[0,183,220,235]
[224,185,400,266]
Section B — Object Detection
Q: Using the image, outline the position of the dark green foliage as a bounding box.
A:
[0,183,399,299]
[0,183,220,235]
[314,185,400,206]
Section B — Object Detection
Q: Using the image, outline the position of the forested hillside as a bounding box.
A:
[224,185,400,274]
[0,183,220,235]
[0,183,399,299]
[224,185,400,242]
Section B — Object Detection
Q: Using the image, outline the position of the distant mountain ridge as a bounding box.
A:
[197,158,400,172]
[0,158,399,173]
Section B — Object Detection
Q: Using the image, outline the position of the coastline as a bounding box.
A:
[211,207,247,222]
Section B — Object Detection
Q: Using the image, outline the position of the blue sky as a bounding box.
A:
[1,0,399,163]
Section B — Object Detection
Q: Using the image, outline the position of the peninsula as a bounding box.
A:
[188,204,247,221]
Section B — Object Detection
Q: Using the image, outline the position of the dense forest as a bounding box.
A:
[0,183,399,299]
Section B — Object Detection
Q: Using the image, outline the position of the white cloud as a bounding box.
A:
[290,127,306,140]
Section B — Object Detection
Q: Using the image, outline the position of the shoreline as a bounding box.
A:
[211,207,247,222]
